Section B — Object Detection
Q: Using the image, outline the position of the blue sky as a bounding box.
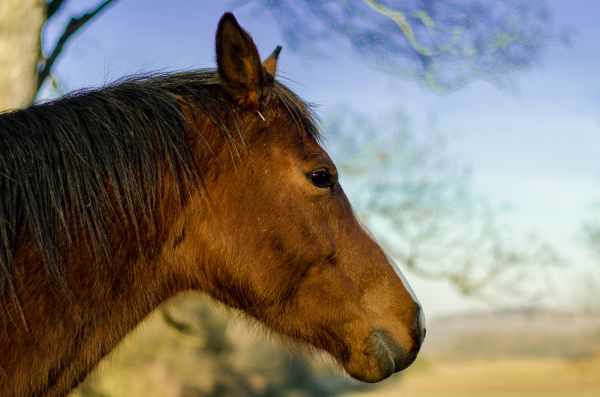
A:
[42,0,600,316]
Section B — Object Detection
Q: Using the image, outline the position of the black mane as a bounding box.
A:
[0,69,318,297]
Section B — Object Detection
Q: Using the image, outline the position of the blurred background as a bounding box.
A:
[1,0,599,396]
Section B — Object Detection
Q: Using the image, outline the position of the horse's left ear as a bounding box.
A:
[262,46,282,80]
[216,12,265,107]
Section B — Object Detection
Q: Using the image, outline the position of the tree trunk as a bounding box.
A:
[0,0,45,112]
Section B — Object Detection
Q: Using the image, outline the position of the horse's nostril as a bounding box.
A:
[369,330,418,374]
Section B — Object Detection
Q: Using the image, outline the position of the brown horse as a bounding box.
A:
[0,13,424,396]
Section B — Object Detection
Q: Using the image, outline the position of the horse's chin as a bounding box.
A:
[343,349,395,383]
[342,330,418,383]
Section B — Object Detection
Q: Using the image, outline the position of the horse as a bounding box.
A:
[0,13,425,396]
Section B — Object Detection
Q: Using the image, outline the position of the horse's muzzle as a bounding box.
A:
[342,306,426,383]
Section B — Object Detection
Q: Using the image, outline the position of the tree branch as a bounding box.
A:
[362,0,434,57]
[46,0,67,20]
[37,0,117,93]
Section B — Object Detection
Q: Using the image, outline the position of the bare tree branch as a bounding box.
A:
[46,0,67,20]
[240,0,568,92]
[584,202,600,258]
[327,106,561,302]
[37,0,117,93]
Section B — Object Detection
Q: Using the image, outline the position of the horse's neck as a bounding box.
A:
[0,248,179,397]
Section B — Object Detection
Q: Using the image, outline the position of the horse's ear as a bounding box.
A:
[262,46,282,79]
[216,12,265,107]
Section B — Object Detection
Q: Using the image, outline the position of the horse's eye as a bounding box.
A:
[308,168,334,189]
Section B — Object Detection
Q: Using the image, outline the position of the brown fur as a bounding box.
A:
[0,13,423,396]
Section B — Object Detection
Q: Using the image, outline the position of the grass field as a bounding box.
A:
[341,357,600,397]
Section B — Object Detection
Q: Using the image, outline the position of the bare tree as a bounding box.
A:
[0,0,116,112]
[0,0,45,110]
[326,107,561,301]
[577,202,600,311]
[37,0,116,93]
[240,0,568,91]
[1,0,566,113]
[584,202,600,258]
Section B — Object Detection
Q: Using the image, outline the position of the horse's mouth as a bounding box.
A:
[343,330,420,383]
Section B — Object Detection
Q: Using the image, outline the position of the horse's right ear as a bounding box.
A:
[216,12,265,107]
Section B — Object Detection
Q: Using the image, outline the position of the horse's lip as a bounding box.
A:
[393,347,419,372]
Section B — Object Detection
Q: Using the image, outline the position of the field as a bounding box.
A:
[71,303,600,397]
[342,357,600,397]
